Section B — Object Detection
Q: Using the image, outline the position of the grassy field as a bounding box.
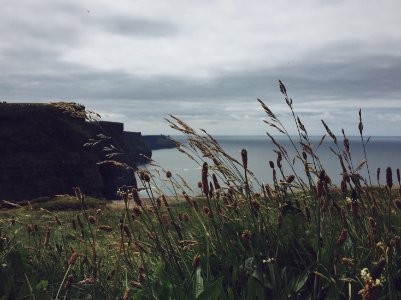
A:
[1,82,401,299]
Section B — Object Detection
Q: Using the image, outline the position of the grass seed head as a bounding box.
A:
[386,167,393,189]
[129,280,142,289]
[76,215,83,229]
[241,149,248,169]
[98,225,113,232]
[341,179,347,196]
[161,214,170,228]
[123,288,132,300]
[132,188,142,206]
[68,251,78,265]
[212,173,221,190]
[161,195,169,208]
[286,175,295,184]
[305,206,311,223]
[241,229,251,241]
[65,275,74,289]
[336,229,348,246]
[192,254,201,268]
[132,206,142,216]
[43,227,50,246]
[88,216,96,224]
[202,162,209,196]
[395,199,401,210]
[71,219,77,230]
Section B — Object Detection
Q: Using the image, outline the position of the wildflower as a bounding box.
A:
[360,268,370,282]
[359,266,385,300]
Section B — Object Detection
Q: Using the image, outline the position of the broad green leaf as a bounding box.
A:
[194,267,204,298]
[197,276,224,300]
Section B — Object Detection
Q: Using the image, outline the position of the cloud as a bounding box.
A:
[97,16,177,37]
[1,0,401,136]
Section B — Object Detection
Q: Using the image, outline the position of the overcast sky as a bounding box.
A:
[1,0,401,136]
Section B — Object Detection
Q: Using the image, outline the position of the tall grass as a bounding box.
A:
[1,81,400,299]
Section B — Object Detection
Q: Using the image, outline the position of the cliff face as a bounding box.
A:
[88,121,152,198]
[0,103,151,201]
[143,135,176,150]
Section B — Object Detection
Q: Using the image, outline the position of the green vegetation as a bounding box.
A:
[1,82,401,299]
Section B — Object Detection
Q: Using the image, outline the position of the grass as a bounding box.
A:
[1,81,401,299]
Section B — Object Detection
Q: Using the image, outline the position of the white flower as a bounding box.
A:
[360,268,371,282]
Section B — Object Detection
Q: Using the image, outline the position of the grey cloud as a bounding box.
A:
[2,49,401,104]
[97,16,177,37]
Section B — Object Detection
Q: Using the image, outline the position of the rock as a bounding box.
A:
[143,135,176,150]
[0,102,151,201]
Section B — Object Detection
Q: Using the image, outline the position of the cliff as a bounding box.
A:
[143,135,176,150]
[0,102,151,201]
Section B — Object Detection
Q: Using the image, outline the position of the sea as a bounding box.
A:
[145,135,401,195]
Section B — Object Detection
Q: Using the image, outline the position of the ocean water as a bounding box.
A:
[146,135,401,194]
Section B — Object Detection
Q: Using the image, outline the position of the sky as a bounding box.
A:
[1,0,401,136]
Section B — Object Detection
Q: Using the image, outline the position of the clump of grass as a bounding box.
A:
[1,81,400,299]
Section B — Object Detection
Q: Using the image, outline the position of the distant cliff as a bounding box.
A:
[0,102,152,201]
[143,135,176,150]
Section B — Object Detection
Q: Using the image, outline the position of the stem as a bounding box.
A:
[55,264,71,300]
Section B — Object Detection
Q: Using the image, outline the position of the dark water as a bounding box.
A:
[148,135,401,194]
